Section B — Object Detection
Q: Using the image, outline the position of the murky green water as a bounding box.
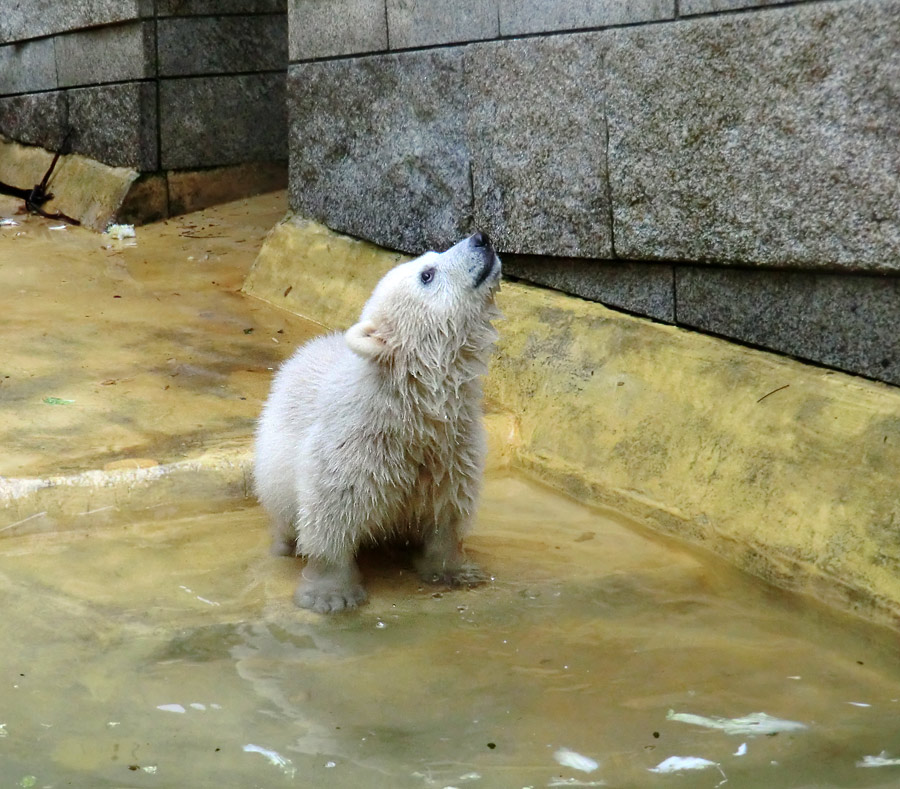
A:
[2,474,899,788]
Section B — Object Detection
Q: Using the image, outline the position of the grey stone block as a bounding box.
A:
[0,92,67,150]
[0,0,151,44]
[159,15,287,76]
[158,0,285,14]
[56,22,155,89]
[468,35,612,258]
[386,0,499,49]
[67,82,158,170]
[0,38,57,95]
[288,50,472,253]
[288,0,387,60]
[681,0,809,14]
[499,0,673,35]
[160,73,287,169]
[606,0,900,273]
[505,255,675,322]
[676,266,900,386]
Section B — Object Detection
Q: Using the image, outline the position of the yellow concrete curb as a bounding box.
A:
[0,446,256,536]
[0,136,287,229]
[244,214,900,629]
[0,134,139,231]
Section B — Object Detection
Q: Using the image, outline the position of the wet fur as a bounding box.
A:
[254,235,501,612]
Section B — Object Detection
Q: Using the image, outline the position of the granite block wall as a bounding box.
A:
[0,0,287,206]
[286,0,900,385]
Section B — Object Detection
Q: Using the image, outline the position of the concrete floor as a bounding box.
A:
[1,191,315,480]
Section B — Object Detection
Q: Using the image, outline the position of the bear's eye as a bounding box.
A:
[420,267,436,285]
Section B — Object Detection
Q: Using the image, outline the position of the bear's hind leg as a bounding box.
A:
[415,522,487,587]
[269,516,298,557]
[295,554,367,613]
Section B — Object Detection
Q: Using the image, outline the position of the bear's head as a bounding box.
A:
[345,232,502,385]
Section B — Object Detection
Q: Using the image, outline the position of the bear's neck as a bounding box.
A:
[379,319,498,422]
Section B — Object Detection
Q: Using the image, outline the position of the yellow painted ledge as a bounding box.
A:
[245,214,900,629]
[0,136,287,229]
[0,445,255,537]
[0,134,139,230]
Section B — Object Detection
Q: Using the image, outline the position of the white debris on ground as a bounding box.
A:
[243,744,297,778]
[649,756,719,774]
[857,752,900,768]
[104,223,136,240]
[666,710,807,736]
[553,748,599,773]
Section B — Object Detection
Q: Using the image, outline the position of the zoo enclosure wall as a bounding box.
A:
[0,0,289,220]
[285,0,900,387]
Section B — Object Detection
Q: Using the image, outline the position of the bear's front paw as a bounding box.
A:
[294,580,367,614]
[418,561,488,588]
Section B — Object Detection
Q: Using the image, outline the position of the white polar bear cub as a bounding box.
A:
[254,232,502,613]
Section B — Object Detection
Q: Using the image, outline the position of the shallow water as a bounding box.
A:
[2,475,900,788]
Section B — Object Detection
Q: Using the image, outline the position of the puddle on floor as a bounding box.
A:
[2,474,899,789]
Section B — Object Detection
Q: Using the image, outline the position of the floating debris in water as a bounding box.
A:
[243,744,296,778]
[847,701,871,707]
[649,756,719,773]
[411,769,482,786]
[858,752,900,768]
[0,724,6,738]
[18,777,36,788]
[734,743,748,756]
[0,218,19,227]
[554,748,599,773]
[666,710,807,736]
[48,224,66,231]
[179,584,221,606]
[42,396,74,405]
[156,703,186,714]
[547,779,607,787]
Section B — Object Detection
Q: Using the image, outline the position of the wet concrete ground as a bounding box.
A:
[1,192,314,478]
[2,194,900,788]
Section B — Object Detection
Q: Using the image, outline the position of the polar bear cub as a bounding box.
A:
[254,232,502,613]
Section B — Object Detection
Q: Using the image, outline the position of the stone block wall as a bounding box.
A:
[286,0,900,386]
[0,0,288,216]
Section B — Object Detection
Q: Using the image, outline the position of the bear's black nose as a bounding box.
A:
[471,231,491,249]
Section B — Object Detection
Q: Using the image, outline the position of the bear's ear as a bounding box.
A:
[345,319,391,360]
